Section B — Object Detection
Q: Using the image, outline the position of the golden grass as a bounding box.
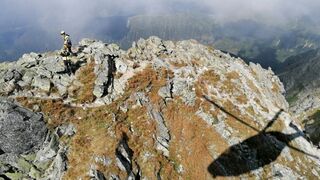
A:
[236,94,248,104]
[247,79,260,95]
[72,59,96,103]
[271,82,281,93]
[164,100,228,179]
[226,71,240,80]
[169,60,188,68]
[16,97,75,129]
[196,70,221,96]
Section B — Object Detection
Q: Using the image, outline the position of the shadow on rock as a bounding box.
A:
[203,95,318,178]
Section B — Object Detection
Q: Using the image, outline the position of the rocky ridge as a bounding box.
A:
[0,36,319,179]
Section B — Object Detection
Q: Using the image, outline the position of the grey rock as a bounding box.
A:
[79,38,96,47]
[108,174,120,180]
[0,81,16,95]
[150,109,170,157]
[17,52,40,68]
[89,166,106,180]
[4,69,22,82]
[43,57,65,73]
[17,80,29,88]
[22,70,37,84]
[53,74,72,87]
[57,124,76,137]
[271,163,303,179]
[172,78,196,106]
[42,146,68,180]
[115,134,134,177]
[95,71,108,85]
[35,67,52,78]
[115,59,128,74]
[196,109,218,126]
[0,98,47,154]
[32,76,51,92]
[93,53,118,99]
[135,93,170,157]
[54,83,68,97]
[304,118,320,146]
[158,82,173,100]
[34,133,59,165]
[93,85,106,98]
[32,104,41,112]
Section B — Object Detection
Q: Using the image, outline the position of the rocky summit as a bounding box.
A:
[0,36,319,179]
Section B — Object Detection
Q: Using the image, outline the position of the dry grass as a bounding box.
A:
[222,99,259,136]
[221,79,238,94]
[169,60,188,68]
[226,71,240,80]
[200,70,221,83]
[236,94,248,104]
[247,79,260,95]
[271,82,281,93]
[71,59,96,103]
[164,100,228,179]
[196,70,221,96]
[16,97,75,128]
[17,66,178,179]
[254,98,269,113]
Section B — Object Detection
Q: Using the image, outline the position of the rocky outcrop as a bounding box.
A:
[0,98,75,179]
[0,98,47,154]
[0,36,319,179]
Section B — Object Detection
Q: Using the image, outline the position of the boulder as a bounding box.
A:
[17,52,41,68]
[43,57,66,73]
[0,81,16,95]
[93,85,105,98]
[32,76,51,92]
[22,70,37,84]
[3,69,22,82]
[0,98,48,154]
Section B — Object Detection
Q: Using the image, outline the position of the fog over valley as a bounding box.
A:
[1,0,320,64]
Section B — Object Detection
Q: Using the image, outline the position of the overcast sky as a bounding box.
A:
[1,0,320,60]
[2,0,320,33]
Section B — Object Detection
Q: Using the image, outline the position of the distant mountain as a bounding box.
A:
[278,49,320,107]
[278,49,320,145]
[2,13,320,71]
[119,14,217,47]
[118,14,320,71]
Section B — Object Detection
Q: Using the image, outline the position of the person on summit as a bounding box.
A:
[60,31,72,56]
[60,31,73,75]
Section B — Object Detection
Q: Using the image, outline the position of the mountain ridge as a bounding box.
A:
[0,36,319,179]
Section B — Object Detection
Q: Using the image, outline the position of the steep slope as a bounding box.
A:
[0,37,319,179]
[278,49,320,147]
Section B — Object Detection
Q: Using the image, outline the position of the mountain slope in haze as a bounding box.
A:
[278,49,320,146]
[0,37,319,179]
[3,13,320,72]
[119,14,320,71]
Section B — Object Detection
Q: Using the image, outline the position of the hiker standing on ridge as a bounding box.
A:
[60,31,72,56]
[60,31,73,75]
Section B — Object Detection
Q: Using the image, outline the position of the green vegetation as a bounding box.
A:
[310,110,320,121]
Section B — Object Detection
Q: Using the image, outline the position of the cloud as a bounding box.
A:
[2,0,320,31]
[1,0,320,60]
